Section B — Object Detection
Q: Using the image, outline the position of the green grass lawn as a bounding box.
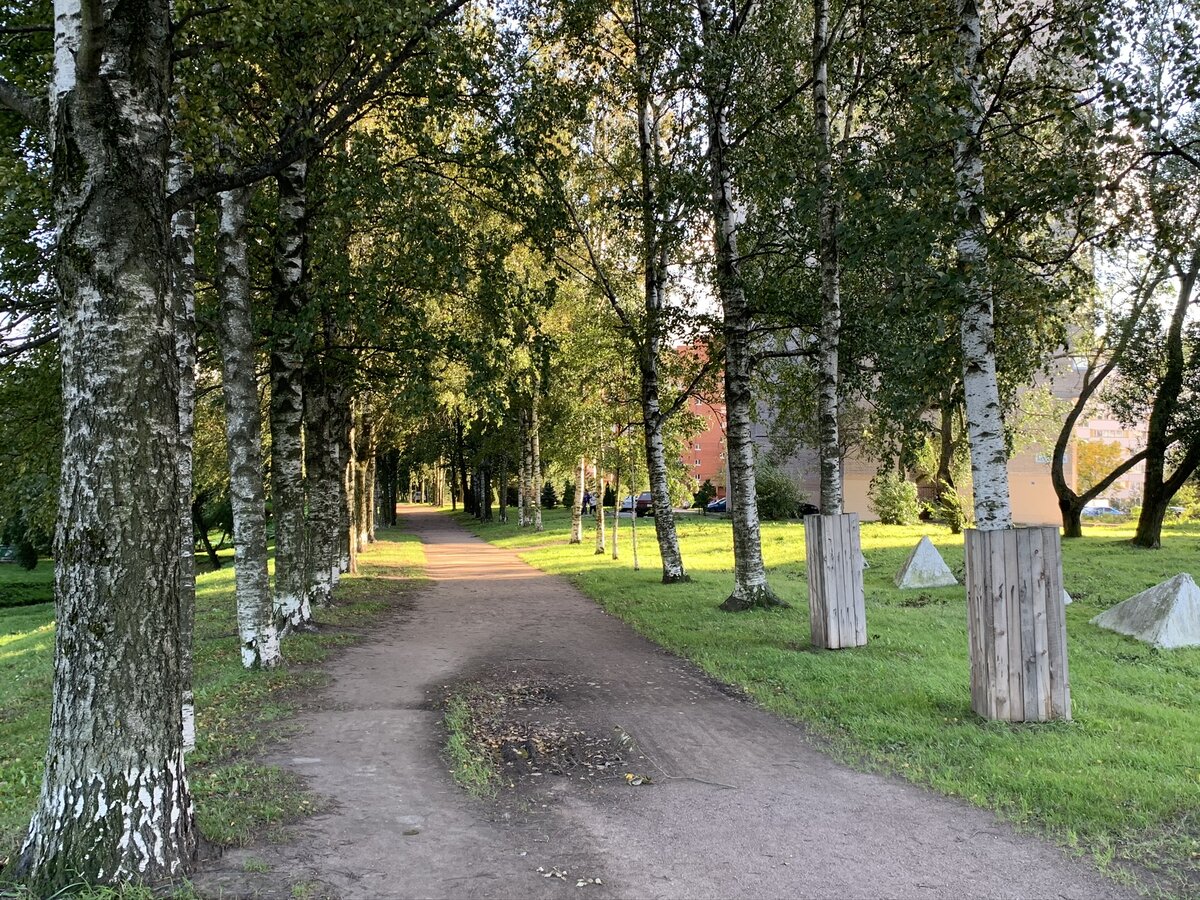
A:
[0,527,424,884]
[458,507,1200,894]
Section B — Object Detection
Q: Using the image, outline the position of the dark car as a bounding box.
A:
[635,491,654,517]
[797,502,820,517]
[706,497,727,513]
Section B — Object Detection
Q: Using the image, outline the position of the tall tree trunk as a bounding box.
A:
[216,188,281,669]
[611,467,621,559]
[482,464,493,521]
[499,455,509,523]
[954,0,1012,531]
[517,412,528,526]
[343,400,358,575]
[1133,251,1200,548]
[169,147,198,753]
[813,0,843,515]
[698,0,780,610]
[455,415,472,515]
[269,160,311,627]
[366,453,377,543]
[354,406,373,554]
[531,400,544,532]
[636,88,687,583]
[303,357,342,608]
[18,2,198,885]
[570,456,585,543]
[594,458,607,553]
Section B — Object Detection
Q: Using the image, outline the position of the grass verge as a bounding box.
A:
[458,507,1200,895]
[443,692,500,799]
[0,526,425,890]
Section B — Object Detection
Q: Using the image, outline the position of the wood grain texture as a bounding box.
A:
[805,514,867,650]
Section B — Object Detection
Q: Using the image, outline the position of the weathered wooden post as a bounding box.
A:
[805,513,867,649]
[964,526,1071,722]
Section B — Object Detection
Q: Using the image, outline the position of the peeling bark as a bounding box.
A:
[698,0,781,610]
[953,0,1013,531]
[303,357,342,608]
[216,188,281,669]
[269,160,312,627]
[813,0,843,515]
[169,147,197,752]
[19,0,198,887]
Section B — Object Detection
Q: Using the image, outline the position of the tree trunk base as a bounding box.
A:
[720,584,788,612]
[965,526,1071,722]
[662,571,691,585]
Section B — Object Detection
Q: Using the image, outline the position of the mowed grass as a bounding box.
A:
[0,527,425,877]
[458,507,1200,893]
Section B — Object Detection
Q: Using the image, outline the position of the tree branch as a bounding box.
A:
[0,74,46,128]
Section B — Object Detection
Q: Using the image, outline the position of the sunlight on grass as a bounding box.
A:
[459,507,1200,891]
[0,525,426,876]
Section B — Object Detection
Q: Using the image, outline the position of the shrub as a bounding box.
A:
[755,464,804,520]
[870,472,921,525]
[935,480,973,534]
[562,480,576,509]
[693,479,717,509]
[603,484,615,507]
[540,481,558,509]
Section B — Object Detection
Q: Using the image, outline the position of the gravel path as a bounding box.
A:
[195,506,1131,899]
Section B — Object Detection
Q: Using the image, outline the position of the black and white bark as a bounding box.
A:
[635,89,687,583]
[813,0,843,515]
[18,0,198,886]
[570,455,586,543]
[342,399,358,574]
[268,160,312,627]
[216,188,281,669]
[517,411,528,526]
[698,0,781,610]
[303,359,342,608]
[169,147,198,752]
[954,0,1013,531]
[611,467,621,559]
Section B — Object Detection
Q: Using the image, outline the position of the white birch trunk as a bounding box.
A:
[169,146,197,752]
[698,0,781,610]
[814,0,844,515]
[517,412,527,527]
[570,455,585,543]
[343,401,358,575]
[217,189,281,669]
[594,459,607,554]
[19,1,198,886]
[269,160,312,625]
[611,468,621,559]
[954,0,1013,531]
[303,361,340,608]
[636,89,687,583]
[530,401,544,532]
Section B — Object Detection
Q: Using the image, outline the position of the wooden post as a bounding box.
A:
[964,526,1071,722]
[804,513,867,650]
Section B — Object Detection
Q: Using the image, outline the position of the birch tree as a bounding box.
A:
[216,187,282,668]
[4,0,199,886]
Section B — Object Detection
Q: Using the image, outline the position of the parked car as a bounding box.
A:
[797,502,820,517]
[635,491,654,517]
[619,495,635,512]
[1082,505,1123,516]
[706,497,727,513]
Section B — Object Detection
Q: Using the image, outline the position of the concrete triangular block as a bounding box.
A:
[894,536,958,589]
[1091,573,1200,649]
[1063,589,1073,606]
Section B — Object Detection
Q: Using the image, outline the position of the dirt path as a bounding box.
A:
[196,506,1130,899]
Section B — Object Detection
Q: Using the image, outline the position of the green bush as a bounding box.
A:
[934,480,973,534]
[755,464,803,520]
[869,472,920,525]
[693,479,717,509]
[562,480,576,509]
[540,482,558,509]
[603,484,615,507]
